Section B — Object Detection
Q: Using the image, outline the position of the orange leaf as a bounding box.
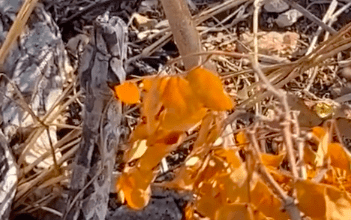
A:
[219,164,250,203]
[328,143,351,173]
[141,78,154,92]
[251,179,289,220]
[310,126,329,167]
[186,67,234,111]
[295,179,326,220]
[129,122,150,143]
[116,168,153,210]
[312,126,327,140]
[236,131,248,146]
[304,144,318,166]
[184,204,196,220]
[214,148,242,169]
[325,183,351,219]
[195,182,223,219]
[146,129,183,147]
[138,143,171,171]
[160,107,207,131]
[162,165,198,191]
[161,76,191,115]
[261,152,286,168]
[214,204,254,220]
[296,179,351,219]
[114,81,140,104]
[142,77,167,133]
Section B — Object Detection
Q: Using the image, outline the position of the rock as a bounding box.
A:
[0,2,72,168]
[263,0,289,13]
[138,0,158,14]
[275,9,303,28]
[239,31,299,56]
[341,66,351,80]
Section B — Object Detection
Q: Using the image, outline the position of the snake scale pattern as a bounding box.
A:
[0,0,127,219]
[64,14,127,220]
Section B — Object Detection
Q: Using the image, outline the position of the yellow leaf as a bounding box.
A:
[114,81,140,104]
[141,78,154,91]
[295,179,326,220]
[311,126,329,167]
[161,76,191,115]
[186,67,234,111]
[214,203,254,220]
[195,182,222,219]
[138,143,170,171]
[236,131,248,146]
[251,179,290,220]
[142,77,166,133]
[116,168,153,210]
[325,184,351,219]
[312,126,327,141]
[214,148,242,169]
[261,152,286,168]
[125,139,148,163]
[328,143,351,173]
[314,102,333,119]
[160,107,207,131]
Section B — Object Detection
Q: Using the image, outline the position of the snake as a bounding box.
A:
[0,0,127,219]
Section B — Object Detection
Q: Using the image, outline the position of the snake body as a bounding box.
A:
[64,14,128,220]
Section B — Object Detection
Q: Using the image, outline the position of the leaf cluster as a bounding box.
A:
[114,67,351,220]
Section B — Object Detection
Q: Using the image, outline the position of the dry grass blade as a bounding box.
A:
[239,21,351,109]
[127,0,250,64]
[306,0,337,55]
[14,143,79,207]
[18,89,82,166]
[247,129,301,220]
[282,0,337,35]
[0,0,38,66]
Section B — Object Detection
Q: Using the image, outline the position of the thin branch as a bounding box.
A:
[247,129,301,220]
[250,57,299,179]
